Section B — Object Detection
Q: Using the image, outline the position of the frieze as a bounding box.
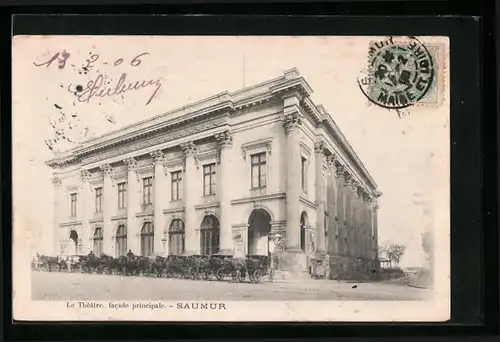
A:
[81,117,226,166]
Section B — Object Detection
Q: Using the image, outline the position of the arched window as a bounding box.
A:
[200,215,220,255]
[93,228,103,256]
[141,222,154,256]
[169,219,185,255]
[115,225,127,257]
[300,212,307,252]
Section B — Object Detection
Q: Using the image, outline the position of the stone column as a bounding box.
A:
[282,111,302,252]
[342,171,353,256]
[334,165,345,255]
[52,176,63,255]
[215,131,234,255]
[124,157,139,254]
[100,163,114,255]
[373,202,379,258]
[151,150,166,255]
[356,186,365,257]
[181,141,198,255]
[314,142,326,256]
[79,170,92,254]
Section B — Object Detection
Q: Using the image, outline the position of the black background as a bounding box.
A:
[1,0,497,339]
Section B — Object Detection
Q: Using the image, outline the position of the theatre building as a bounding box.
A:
[47,68,382,279]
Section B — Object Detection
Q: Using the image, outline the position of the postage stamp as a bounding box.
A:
[358,36,446,115]
[12,35,450,322]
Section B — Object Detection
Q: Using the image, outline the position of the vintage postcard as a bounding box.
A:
[12,35,450,322]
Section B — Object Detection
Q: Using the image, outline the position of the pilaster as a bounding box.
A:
[373,201,380,259]
[52,176,62,255]
[124,157,139,254]
[325,155,338,255]
[314,141,327,256]
[99,163,114,255]
[151,150,166,255]
[181,141,198,255]
[281,110,303,253]
[215,130,234,255]
[79,169,92,254]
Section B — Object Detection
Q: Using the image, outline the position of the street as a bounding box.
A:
[31,271,429,301]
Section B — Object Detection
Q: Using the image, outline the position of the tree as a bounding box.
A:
[386,244,406,267]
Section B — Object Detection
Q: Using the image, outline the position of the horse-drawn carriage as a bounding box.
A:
[34,252,275,283]
[200,254,273,283]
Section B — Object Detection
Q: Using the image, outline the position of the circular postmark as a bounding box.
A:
[358,36,435,111]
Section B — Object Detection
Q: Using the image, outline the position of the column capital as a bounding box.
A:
[348,178,359,192]
[52,176,62,186]
[80,169,92,182]
[99,163,114,178]
[326,154,337,169]
[314,141,327,155]
[150,150,165,165]
[342,170,353,186]
[362,192,373,204]
[180,141,197,157]
[334,163,345,178]
[215,130,233,150]
[123,157,138,171]
[356,186,366,199]
[373,203,380,211]
[281,112,303,134]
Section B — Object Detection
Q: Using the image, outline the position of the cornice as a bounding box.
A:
[45,70,309,169]
[45,68,380,198]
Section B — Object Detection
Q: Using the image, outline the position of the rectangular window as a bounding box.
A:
[203,163,217,196]
[95,187,102,213]
[301,157,307,192]
[143,177,153,205]
[171,171,182,201]
[250,152,267,189]
[70,193,77,217]
[117,182,127,209]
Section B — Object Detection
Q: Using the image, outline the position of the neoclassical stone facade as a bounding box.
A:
[47,68,381,278]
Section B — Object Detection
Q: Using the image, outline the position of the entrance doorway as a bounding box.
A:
[247,209,272,256]
[69,230,78,255]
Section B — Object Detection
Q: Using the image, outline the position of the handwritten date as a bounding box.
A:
[34,51,149,70]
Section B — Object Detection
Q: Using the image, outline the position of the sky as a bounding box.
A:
[13,36,449,267]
